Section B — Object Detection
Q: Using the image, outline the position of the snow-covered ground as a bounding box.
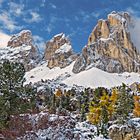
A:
[25,61,140,88]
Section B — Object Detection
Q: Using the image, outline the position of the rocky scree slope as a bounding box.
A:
[73,11,140,74]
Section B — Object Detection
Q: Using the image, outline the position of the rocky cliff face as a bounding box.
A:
[0,30,41,71]
[7,30,33,48]
[44,33,77,68]
[73,11,140,73]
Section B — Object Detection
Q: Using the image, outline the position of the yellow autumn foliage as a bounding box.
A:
[133,95,140,117]
[87,88,118,125]
[55,88,62,97]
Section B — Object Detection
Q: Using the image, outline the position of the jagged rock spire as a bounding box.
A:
[44,33,77,68]
[73,11,140,73]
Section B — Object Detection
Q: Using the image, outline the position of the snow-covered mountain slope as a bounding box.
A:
[64,67,140,88]
[0,44,40,70]
[25,61,74,84]
[25,61,140,88]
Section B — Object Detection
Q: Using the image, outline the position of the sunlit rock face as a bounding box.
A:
[7,30,33,48]
[73,11,140,74]
[44,33,78,68]
[3,30,41,71]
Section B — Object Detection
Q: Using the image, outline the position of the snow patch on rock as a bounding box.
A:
[55,43,72,54]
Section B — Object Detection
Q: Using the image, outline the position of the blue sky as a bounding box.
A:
[0,0,140,52]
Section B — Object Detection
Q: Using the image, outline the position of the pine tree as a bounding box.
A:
[45,89,53,109]
[0,60,25,128]
[80,89,90,121]
[113,83,134,124]
[19,85,37,113]
[51,93,56,113]
[0,60,36,128]
[61,93,70,110]
[54,88,63,111]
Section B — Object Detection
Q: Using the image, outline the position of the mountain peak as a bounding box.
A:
[44,33,77,68]
[73,11,140,74]
[54,32,65,38]
[107,11,130,27]
[0,30,41,71]
[88,11,130,45]
[7,30,33,48]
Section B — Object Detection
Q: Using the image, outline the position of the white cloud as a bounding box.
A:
[105,8,140,52]
[30,12,42,22]
[0,0,4,4]
[46,24,54,34]
[129,16,140,51]
[74,16,79,21]
[33,35,45,51]
[91,12,100,18]
[0,2,24,32]
[0,32,11,47]
[8,2,24,16]
[68,28,77,38]
[125,8,140,51]
[50,16,57,23]
[24,11,42,23]
[45,16,70,34]
[126,7,138,15]
[8,2,42,24]
[45,16,57,34]
[78,10,100,23]
[49,3,56,9]
[0,11,22,32]
[0,0,4,6]
[40,0,46,7]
